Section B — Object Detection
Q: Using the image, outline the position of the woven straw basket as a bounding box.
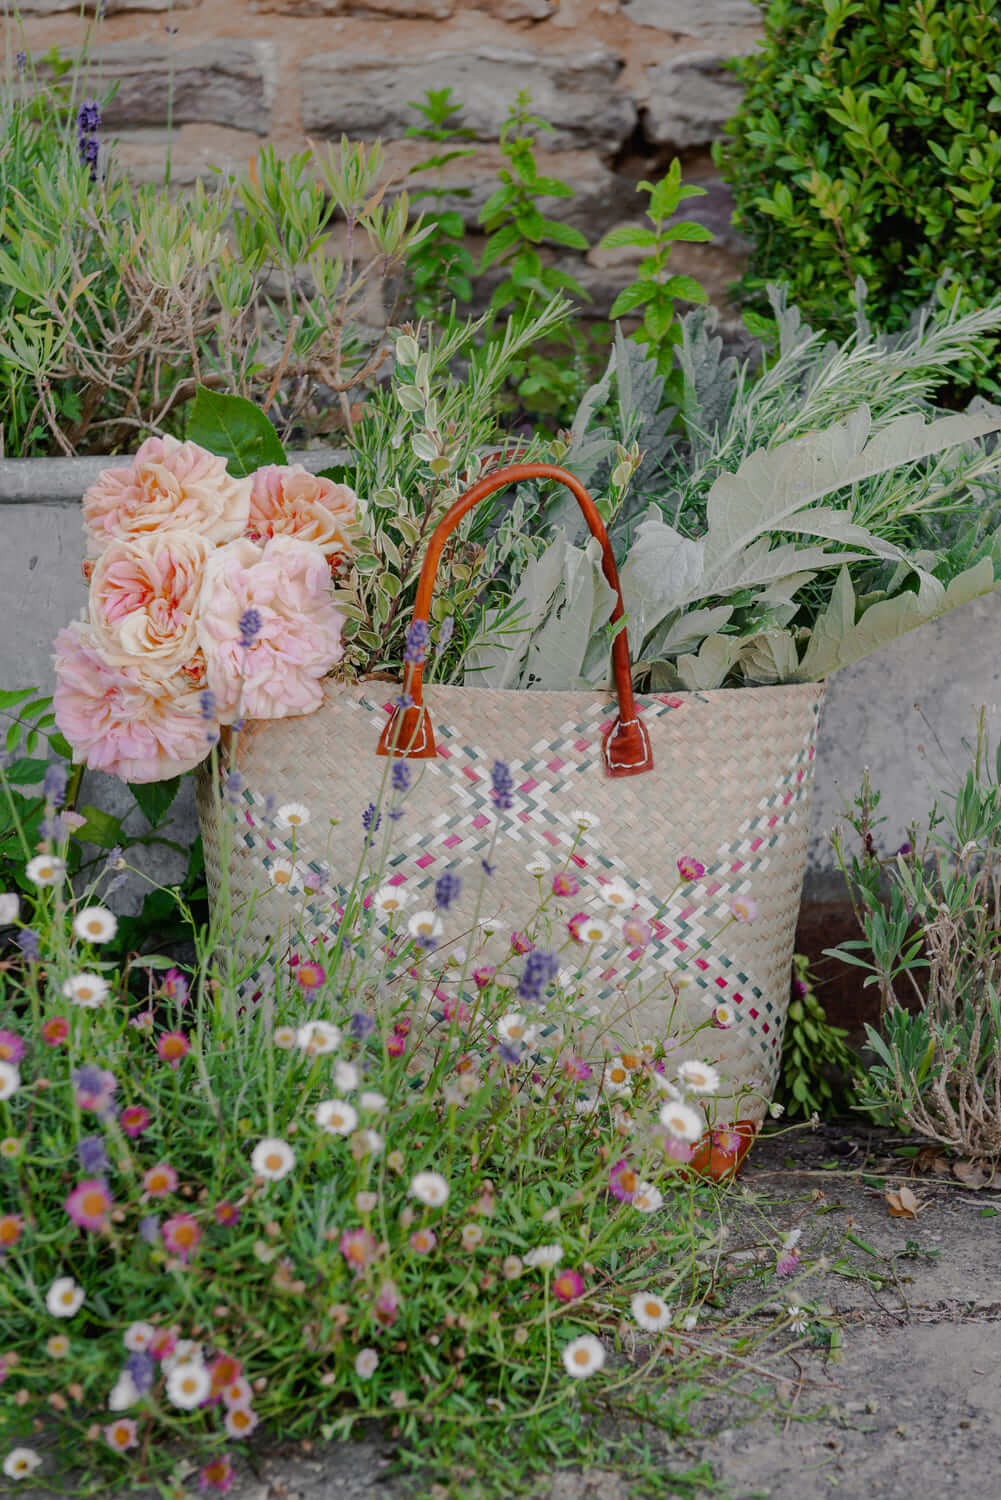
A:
[196,463,825,1164]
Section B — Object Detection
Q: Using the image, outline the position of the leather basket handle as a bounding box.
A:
[377,462,653,778]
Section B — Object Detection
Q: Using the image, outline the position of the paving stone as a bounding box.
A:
[644,41,758,148]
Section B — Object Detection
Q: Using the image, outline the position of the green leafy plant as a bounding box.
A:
[714,0,1001,398]
[404,87,477,320]
[827,711,1001,1158]
[466,289,1001,692]
[775,954,860,1119]
[595,160,711,398]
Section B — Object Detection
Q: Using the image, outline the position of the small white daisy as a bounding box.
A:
[359,1090,387,1113]
[275,802,311,830]
[61,972,110,1009]
[161,1339,202,1376]
[333,1059,359,1091]
[576,916,610,945]
[166,1361,211,1410]
[107,1372,140,1411]
[251,1137,296,1181]
[355,1191,378,1213]
[315,1099,358,1136]
[574,1094,599,1115]
[497,1012,537,1047]
[273,1025,297,1049]
[658,1100,705,1143]
[46,1276,84,1318]
[599,878,633,909]
[677,1060,721,1095]
[602,1058,632,1097]
[373,884,410,915]
[0,1061,20,1101]
[525,854,550,876]
[561,1333,605,1377]
[72,906,118,944]
[769,1101,785,1119]
[409,1170,449,1207]
[296,1020,341,1055]
[407,910,443,941]
[524,1243,563,1270]
[267,860,300,891]
[3,1448,42,1481]
[26,854,66,887]
[354,1348,379,1379]
[632,1181,664,1214]
[0,892,19,925]
[631,1292,672,1332]
[652,1074,681,1101]
[787,1304,809,1334]
[122,1321,155,1353]
[355,1128,383,1156]
[570,809,599,831]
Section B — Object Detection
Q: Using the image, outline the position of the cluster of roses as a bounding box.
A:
[53,436,358,783]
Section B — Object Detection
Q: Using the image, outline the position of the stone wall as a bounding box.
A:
[14,0,762,310]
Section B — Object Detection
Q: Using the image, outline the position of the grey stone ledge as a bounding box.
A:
[0,448,348,507]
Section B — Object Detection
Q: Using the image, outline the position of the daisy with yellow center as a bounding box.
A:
[46,1276,84,1318]
[103,1418,138,1452]
[631,1292,671,1332]
[373,884,410,915]
[62,972,110,1008]
[26,854,66,887]
[73,906,117,944]
[276,802,310,829]
[561,1334,605,1377]
[251,1137,296,1181]
[315,1099,357,1136]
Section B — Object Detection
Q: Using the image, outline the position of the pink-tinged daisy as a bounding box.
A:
[374,1279,399,1328]
[0,1214,24,1252]
[730,894,758,923]
[622,915,651,947]
[224,1405,258,1438]
[294,959,326,991]
[409,1227,437,1254]
[199,1453,235,1494]
[164,968,189,1005]
[339,1227,377,1274]
[776,1250,801,1277]
[214,1201,242,1227]
[103,1418,138,1452]
[163,1214,202,1263]
[41,1017,69,1046]
[712,1003,736,1030]
[561,1334,605,1378]
[661,1135,696,1164]
[143,1162,178,1198]
[123,1322,156,1353]
[65,1179,113,1232]
[552,1268,585,1303]
[561,1054,592,1082]
[552,871,579,898]
[712,1128,744,1157]
[220,1377,253,1409]
[157,1031,190,1069]
[472,966,496,990]
[354,1348,379,1379]
[509,931,533,955]
[608,1159,640,1203]
[208,1354,243,1398]
[120,1105,150,1138]
[0,1031,24,1066]
[677,856,705,883]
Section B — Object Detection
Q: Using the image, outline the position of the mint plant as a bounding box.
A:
[596,161,711,399]
[404,88,478,321]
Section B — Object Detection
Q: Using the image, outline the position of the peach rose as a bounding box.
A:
[246,465,357,562]
[196,536,344,723]
[89,530,211,678]
[53,622,217,784]
[82,435,251,559]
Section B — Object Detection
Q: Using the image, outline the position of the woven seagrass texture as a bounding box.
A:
[196,679,825,1119]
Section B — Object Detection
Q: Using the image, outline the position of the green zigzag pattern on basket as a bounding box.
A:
[236,692,819,1083]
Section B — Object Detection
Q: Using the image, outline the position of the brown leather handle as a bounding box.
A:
[377,463,653,778]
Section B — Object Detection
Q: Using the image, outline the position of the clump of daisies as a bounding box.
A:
[0,750,803,1496]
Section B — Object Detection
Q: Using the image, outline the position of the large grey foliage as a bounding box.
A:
[467,291,1001,691]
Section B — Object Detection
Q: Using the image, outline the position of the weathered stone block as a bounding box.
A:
[16,0,199,11]
[300,43,636,153]
[644,45,755,148]
[623,0,760,37]
[41,43,275,137]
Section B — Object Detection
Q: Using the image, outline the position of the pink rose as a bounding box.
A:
[89,530,210,678]
[82,435,251,559]
[197,536,344,723]
[247,465,357,562]
[53,622,216,783]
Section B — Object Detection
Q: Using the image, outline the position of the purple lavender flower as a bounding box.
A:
[361,803,382,839]
[238,608,262,648]
[124,1351,154,1392]
[490,760,513,811]
[481,858,496,877]
[435,617,454,654]
[200,690,216,721]
[43,762,68,808]
[403,619,430,666]
[139,1215,160,1244]
[498,1042,521,1066]
[76,99,101,134]
[224,770,244,808]
[16,929,40,961]
[350,1011,376,1039]
[434,871,461,910]
[896,842,912,856]
[517,949,559,1004]
[77,1135,109,1174]
[391,762,411,793]
[15,50,27,73]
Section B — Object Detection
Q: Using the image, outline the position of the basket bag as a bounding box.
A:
[197,463,825,1171]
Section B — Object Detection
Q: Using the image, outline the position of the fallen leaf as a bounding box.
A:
[885,1184,924,1218]
[913,1146,951,1176]
[952,1159,992,1189]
